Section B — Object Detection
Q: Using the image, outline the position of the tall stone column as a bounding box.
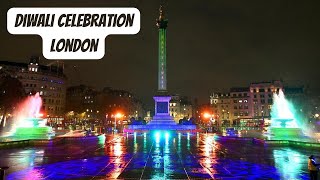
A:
[149,6,176,126]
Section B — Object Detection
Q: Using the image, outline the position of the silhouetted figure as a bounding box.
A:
[0,166,9,180]
[308,155,320,180]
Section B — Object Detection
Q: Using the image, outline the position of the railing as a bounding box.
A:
[0,140,30,149]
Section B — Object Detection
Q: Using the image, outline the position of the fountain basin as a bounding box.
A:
[269,127,302,137]
[14,127,54,136]
[13,117,54,138]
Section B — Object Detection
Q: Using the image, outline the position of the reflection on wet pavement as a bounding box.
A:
[0,132,318,179]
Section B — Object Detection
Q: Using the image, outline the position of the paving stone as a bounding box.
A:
[1,133,318,179]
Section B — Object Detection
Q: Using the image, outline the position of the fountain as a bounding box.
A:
[6,92,54,139]
[269,89,302,137]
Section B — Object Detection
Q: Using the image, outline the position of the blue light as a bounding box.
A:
[155,131,160,144]
[165,132,170,145]
[165,132,170,139]
[155,131,160,138]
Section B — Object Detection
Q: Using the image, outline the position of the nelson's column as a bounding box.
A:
[148,6,177,127]
[127,6,196,130]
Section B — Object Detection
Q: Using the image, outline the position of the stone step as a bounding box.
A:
[148,122,177,125]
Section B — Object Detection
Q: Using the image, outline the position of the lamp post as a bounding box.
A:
[114,114,117,132]
[203,112,214,131]
[237,115,240,128]
[261,110,264,130]
[114,113,123,132]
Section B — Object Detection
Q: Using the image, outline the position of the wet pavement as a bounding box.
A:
[0,132,319,179]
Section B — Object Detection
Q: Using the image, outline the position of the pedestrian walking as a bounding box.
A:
[308,155,320,180]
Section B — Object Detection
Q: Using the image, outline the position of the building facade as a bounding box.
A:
[210,92,231,126]
[250,81,283,119]
[169,95,193,123]
[210,80,286,128]
[66,85,145,124]
[65,85,99,119]
[0,57,67,118]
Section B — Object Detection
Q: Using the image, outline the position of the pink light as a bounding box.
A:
[13,92,43,128]
[36,113,44,118]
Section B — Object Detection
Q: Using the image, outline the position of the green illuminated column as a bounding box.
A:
[157,6,168,92]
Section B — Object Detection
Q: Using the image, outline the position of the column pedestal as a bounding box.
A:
[148,96,176,125]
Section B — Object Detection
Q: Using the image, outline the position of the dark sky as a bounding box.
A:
[1,0,320,107]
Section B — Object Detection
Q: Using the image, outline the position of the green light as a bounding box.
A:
[158,27,167,90]
[98,134,105,145]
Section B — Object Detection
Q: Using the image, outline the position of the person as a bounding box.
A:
[308,155,320,180]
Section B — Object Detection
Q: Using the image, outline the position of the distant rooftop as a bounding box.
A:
[230,87,249,92]
[0,57,65,78]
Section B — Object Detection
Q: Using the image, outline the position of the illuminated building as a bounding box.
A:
[66,85,145,122]
[100,87,145,122]
[169,95,193,123]
[65,85,99,120]
[210,80,285,128]
[230,87,252,124]
[0,56,66,118]
[210,92,231,126]
[250,80,283,119]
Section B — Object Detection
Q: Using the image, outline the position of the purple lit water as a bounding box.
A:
[0,132,315,179]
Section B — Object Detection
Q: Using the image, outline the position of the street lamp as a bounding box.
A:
[237,115,240,128]
[114,113,123,132]
[203,112,211,119]
[261,110,264,130]
[203,112,215,131]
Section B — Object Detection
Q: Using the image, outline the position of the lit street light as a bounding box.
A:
[114,112,123,132]
[203,112,212,119]
[203,112,215,132]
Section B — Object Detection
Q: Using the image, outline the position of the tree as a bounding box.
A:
[0,75,25,132]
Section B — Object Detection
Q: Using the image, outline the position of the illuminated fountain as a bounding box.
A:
[269,90,302,137]
[9,92,54,139]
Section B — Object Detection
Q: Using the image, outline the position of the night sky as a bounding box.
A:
[1,0,320,106]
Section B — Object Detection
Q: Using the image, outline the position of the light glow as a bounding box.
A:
[203,113,212,119]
